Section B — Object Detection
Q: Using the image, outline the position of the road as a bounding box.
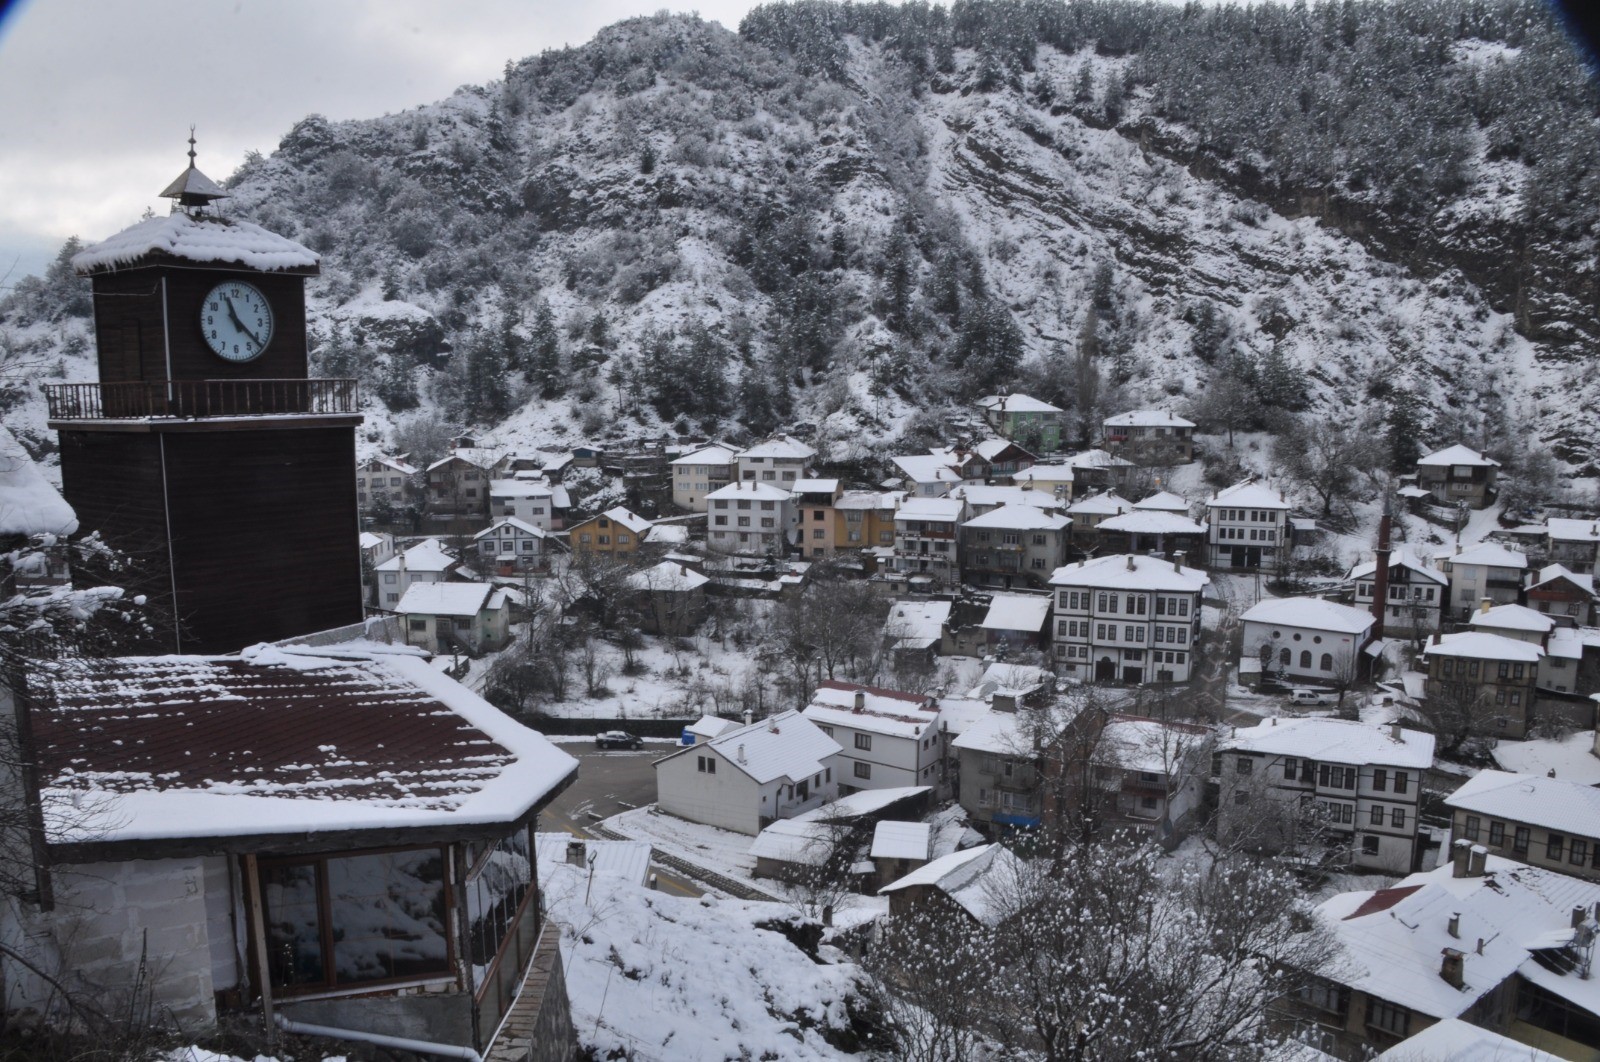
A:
[539,742,703,897]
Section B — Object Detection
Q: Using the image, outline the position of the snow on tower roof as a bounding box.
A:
[1416,443,1500,468]
[1469,603,1556,634]
[72,212,320,275]
[1422,630,1544,663]
[1224,717,1434,767]
[1444,768,1600,836]
[1104,409,1196,428]
[978,393,1061,414]
[980,593,1052,633]
[655,710,839,787]
[1208,480,1292,509]
[737,435,816,460]
[1446,541,1529,569]
[1050,553,1209,593]
[0,425,77,536]
[1240,596,1376,635]
[962,504,1070,532]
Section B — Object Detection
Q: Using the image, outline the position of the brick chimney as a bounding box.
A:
[1371,513,1392,640]
[1447,911,1461,938]
[1440,948,1465,989]
[1451,839,1473,878]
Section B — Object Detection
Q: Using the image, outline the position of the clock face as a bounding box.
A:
[201,281,274,362]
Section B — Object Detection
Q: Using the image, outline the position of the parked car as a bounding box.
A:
[595,730,643,750]
[1287,688,1338,707]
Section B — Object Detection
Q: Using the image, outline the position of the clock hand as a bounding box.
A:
[224,296,263,347]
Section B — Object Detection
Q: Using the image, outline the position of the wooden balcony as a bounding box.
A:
[45,379,359,421]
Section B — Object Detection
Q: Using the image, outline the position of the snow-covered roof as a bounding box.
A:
[1098,510,1206,535]
[1445,542,1528,570]
[979,593,1052,633]
[1104,409,1195,428]
[489,478,554,499]
[1049,553,1209,593]
[961,504,1070,532]
[1547,517,1600,544]
[358,531,387,549]
[791,478,840,495]
[535,834,652,887]
[30,646,577,846]
[1094,716,1210,774]
[365,455,418,476]
[1490,733,1600,785]
[737,435,816,460]
[1530,563,1596,597]
[1416,443,1500,468]
[1207,480,1291,509]
[1133,490,1190,513]
[1469,603,1556,634]
[1010,464,1074,486]
[871,821,932,862]
[661,710,840,786]
[1317,855,1600,1022]
[804,682,939,739]
[0,425,77,536]
[1445,769,1600,836]
[891,453,962,486]
[836,490,903,511]
[1240,596,1376,635]
[646,523,689,545]
[596,506,653,534]
[1066,491,1133,516]
[706,481,791,502]
[374,538,456,573]
[1062,448,1134,470]
[978,393,1061,414]
[895,497,964,522]
[624,561,709,592]
[935,698,990,737]
[670,444,737,466]
[1349,547,1448,585]
[1545,626,1584,662]
[426,447,506,473]
[883,599,951,649]
[879,843,1021,924]
[686,714,741,741]
[396,581,495,617]
[72,212,320,274]
[950,484,1061,510]
[973,437,1030,461]
[1223,717,1435,768]
[1422,630,1544,663]
[949,711,1027,756]
[793,786,931,822]
[474,517,546,540]
[748,819,834,865]
[968,662,1054,701]
[1374,1018,1564,1061]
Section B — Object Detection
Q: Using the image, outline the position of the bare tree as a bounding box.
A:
[860,904,998,1062]
[766,577,890,706]
[1417,682,1498,758]
[1272,413,1385,519]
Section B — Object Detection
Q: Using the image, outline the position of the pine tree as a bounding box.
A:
[528,300,563,397]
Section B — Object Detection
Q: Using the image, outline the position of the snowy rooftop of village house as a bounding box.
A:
[1207,480,1291,509]
[835,489,904,511]
[973,437,1029,460]
[1490,733,1600,785]
[948,710,1028,756]
[961,504,1070,531]
[658,709,839,787]
[895,496,965,522]
[1010,464,1074,486]
[705,481,790,502]
[1065,491,1133,515]
[1444,541,1529,569]
[1097,510,1206,535]
[1104,409,1196,428]
[890,453,962,485]
[1050,553,1209,593]
[793,786,930,822]
[474,517,546,540]
[1469,603,1556,633]
[883,598,950,649]
[395,581,501,617]
[949,484,1061,510]
[1062,448,1134,470]
[1093,716,1210,774]
[624,560,709,592]
[967,662,1054,701]
[70,211,320,274]
[747,819,834,865]
[535,834,651,887]
[1349,547,1448,584]
[489,477,558,499]
[803,682,939,739]
[1547,517,1600,543]
[1444,768,1600,836]
[871,820,932,862]
[366,455,419,475]
[1240,595,1376,634]
[597,505,654,533]
[978,393,1060,414]
[29,644,579,847]
[1373,1017,1564,1061]
[1222,717,1435,768]
[426,446,506,473]
[1132,490,1190,513]
[374,538,455,573]
[980,593,1052,633]
[0,425,77,537]
[791,478,840,495]
[879,843,1021,925]
[1422,630,1544,662]
[1530,563,1596,595]
[669,443,737,466]
[1416,443,1501,468]
[1316,854,1600,1023]
[736,435,816,460]
[685,714,741,741]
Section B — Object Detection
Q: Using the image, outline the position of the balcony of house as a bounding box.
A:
[45,379,360,427]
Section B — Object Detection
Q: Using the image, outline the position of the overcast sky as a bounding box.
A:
[0,0,765,284]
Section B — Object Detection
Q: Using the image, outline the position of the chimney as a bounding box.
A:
[1575,906,1589,929]
[736,743,747,764]
[1432,632,1442,646]
[1480,598,1492,614]
[1126,554,1136,572]
[1371,513,1392,640]
[1549,768,1558,778]
[1270,716,1277,726]
[1451,839,1473,878]
[1475,938,1485,955]
[1440,948,1465,989]
[1174,550,1186,571]
[743,708,753,726]
[1390,722,1401,742]
[1447,911,1461,938]
[567,840,586,866]
[854,689,866,711]
[1469,845,1488,876]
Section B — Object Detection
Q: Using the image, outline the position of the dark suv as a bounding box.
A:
[595,730,643,750]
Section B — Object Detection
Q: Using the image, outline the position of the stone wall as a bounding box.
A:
[486,924,576,1062]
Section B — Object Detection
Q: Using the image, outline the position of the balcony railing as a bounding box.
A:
[44,379,359,420]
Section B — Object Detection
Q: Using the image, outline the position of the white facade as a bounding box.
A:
[735,436,815,486]
[801,685,946,795]
[1349,549,1446,635]
[892,496,965,590]
[1437,542,1528,618]
[1049,554,1208,683]
[653,711,842,835]
[373,539,456,609]
[1240,597,1375,683]
[670,444,737,513]
[706,481,794,555]
[473,518,547,571]
[1205,481,1292,571]
[488,478,567,531]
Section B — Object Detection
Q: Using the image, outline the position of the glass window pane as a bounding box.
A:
[328,849,450,985]
[263,863,325,989]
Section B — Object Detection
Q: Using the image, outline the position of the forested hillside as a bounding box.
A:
[4,0,1596,474]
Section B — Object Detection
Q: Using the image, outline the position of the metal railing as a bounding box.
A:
[43,378,358,420]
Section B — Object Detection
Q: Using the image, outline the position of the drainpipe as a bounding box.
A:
[274,1014,483,1061]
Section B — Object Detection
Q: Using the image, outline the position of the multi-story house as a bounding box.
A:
[890,451,963,497]
[425,445,510,518]
[1049,553,1209,683]
[1093,715,1214,839]
[1415,443,1500,509]
[356,455,419,511]
[1065,491,1134,550]
[396,581,513,656]
[1241,596,1377,686]
[1218,718,1435,874]
[1437,541,1529,619]
[669,442,736,513]
[1010,463,1075,501]
[1102,409,1197,464]
[959,505,1071,590]
[968,438,1037,481]
[473,517,548,574]
[706,480,793,556]
[892,496,966,591]
[1422,630,1544,739]
[1062,448,1138,493]
[567,506,654,561]
[977,393,1064,453]
[1526,563,1598,626]
[1349,547,1447,636]
[1545,518,1600,575]
[1205,481,1292,570]
[948,483,1063,517]
[793,478,842,559]
[950,705,1081,837]
[735,435,815,486]
[1444,769,1600,881]
[488,476,569,531]
[1095,510,1206,558]
[372,538,457,609]
[801,682,946,795]
[829,490,903,558]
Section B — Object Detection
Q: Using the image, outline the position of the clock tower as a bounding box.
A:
[47,137,364,653]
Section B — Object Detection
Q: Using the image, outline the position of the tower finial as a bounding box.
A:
[160,125,229,211]
[187,126,197,166]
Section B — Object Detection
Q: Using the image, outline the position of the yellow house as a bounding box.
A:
[826,490,904,557]
[567,506,653,560]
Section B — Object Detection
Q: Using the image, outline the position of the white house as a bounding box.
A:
[801,682,946,795]
[1349,547,1447,636]
[1437,541,1529,618]
[1526,563,1598,626]
[1415,442,1500,509]
[1093,715,1213,839]
[1049,553,1209,683]
[488,477,569,531]
[1218,718,1435,873]
[1132,490,1191,515]
[890,452,963,497]
[373,538,457,608]
[652,710,842,835]
[396,581,513,655]
[735,435,815,485]
[355,455,419,510]
[883,598,952,655]
[670,443,737,512]
[1241,596,1377,684]
[1102,409,1196,463]
[473,517,548,574]
[706,480,794,556]
[1545,517,1600,575]
[1009,463,1075,500]
[892,496,966,591]
[948,483,1063,516]
[1206,481,1292,571]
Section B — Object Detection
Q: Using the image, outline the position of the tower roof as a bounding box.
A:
[159,131,230,209]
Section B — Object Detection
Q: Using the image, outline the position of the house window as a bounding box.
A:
[1236,757,1253,775]
[1392,772,1408,794]
[1361,835,1380,856]
[1548,833,1565,860]
[1489,821,1504,847]
[383,573,397,584]
[854,733,872,751]
[1391,807,1405,829]
[1570,839,1589,867]
[697,756,715,774]
[260,847,451,993]
[1373,769,1387,792]
[1370,805,1384,825]
[1365,999,1409,1038]
[854,761,871,780]
[465,829,533,976]
[1282,758,1298,780]
[1514,826,1530,854]
[1299,981,1347,1016]
[409,619,427,632]
[1463,816,1480,842]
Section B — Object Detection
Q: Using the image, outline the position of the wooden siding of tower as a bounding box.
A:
[57,430,177,626]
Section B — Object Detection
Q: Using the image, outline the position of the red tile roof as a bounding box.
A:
[1342,884,1425,920]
